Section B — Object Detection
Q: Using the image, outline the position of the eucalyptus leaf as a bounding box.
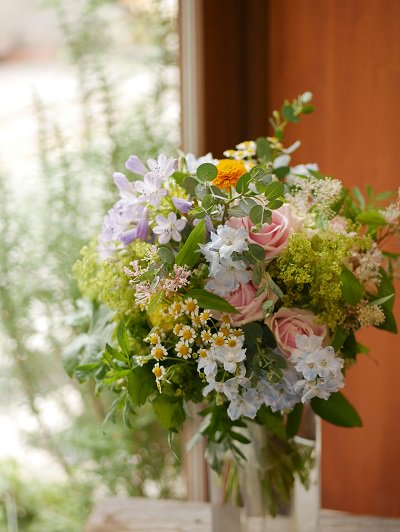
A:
[197,162,218,182]
[256,137,272,161]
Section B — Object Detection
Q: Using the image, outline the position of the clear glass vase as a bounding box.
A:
[209,407,320,532]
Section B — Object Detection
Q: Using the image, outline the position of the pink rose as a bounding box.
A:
[228,204,301,260]
[266,307,327,358]
[221,279,278,326]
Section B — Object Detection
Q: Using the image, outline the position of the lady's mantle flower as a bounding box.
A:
[213,159,247,191]
[153,212,186,244]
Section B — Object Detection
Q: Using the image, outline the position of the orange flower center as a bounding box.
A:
[213,159,247,191]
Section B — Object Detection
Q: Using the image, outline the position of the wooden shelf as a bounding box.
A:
[85,497,400,532]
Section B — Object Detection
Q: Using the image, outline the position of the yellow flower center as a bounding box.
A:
[185,300,197,313]
[213,159,246,191]
[227,338,238,348]
[153,366,163,378]
[173,324,183,335]
[153,347,165,360]
[214,336,225,347]
[178,344,189,357]
[149,334,159,345]
[182,329,194,340]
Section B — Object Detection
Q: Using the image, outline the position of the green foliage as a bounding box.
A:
[175,220,206,267]
[128,366,157,407]
[185,288,239,313]
[311,392,362,427]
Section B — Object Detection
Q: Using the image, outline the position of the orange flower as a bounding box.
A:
[213,159,246,191]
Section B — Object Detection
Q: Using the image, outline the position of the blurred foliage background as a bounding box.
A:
[0,0,182,530]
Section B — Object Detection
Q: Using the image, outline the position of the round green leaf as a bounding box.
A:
[196,163,217,182]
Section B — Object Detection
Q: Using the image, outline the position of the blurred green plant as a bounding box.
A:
[0,0,181,529]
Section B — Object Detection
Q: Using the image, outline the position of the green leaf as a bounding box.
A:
[256,405,286,438]
[274,166,290,178]
[182,176,198,195]
[264,181,284,200]
[263,323,277,349]
[268,199,284,210]
[256,137,272,161]
[158,246,175,265]
[152,395,186,430]
[247,243,265,261]
[147,291,163,314]
[197,162,217,182]
[331,327,348,352]
[355,211,387,225]
[282,104,299,123]
[311,392,362,427]
[195,183,208,200]
[286,403,303,438]
[230,431,251,444]
[376,268,395,310]
[228,206,247,218]
[249,205,271,225]
[239,197,257,214]
[127,366,157,406]
[378,306,398,333]
[116,322,130,356]
[185,288,239,313]
[301,104,315,114]
[340,266,363,305]
[201,194,215,210]
[236,172,252,193]
[242,321,264,346]
[370,293,395,307]
[175,220,206,268]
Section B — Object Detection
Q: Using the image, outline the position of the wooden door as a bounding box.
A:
[185,0,400,516]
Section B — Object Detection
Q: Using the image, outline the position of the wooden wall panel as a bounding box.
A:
[264,0,400,516]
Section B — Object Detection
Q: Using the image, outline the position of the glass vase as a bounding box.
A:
[209,407,320,532]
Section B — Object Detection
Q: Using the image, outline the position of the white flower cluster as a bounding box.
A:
[199,224,251,296]
[286,164,343,218]
[291,335,344,402]
[198,331,345,421]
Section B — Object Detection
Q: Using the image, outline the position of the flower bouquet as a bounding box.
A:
[71,93,399,530]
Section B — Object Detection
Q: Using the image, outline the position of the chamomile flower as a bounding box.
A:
[184,298,199,315]
[199,311,211,324]
[179,325,196,344]
[176,341,192,359]
[212,333,226,347]
[147,332,161,345]
[151,344,168,361]
[152,364,166,391]
[173,323,183,336]
[201,330,213,344]
[170,301,184,317]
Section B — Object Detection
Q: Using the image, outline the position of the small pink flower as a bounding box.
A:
[266,307,328,358]
[220,279,278,326]
[228,204,301,260]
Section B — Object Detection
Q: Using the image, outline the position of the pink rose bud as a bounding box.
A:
[266,307,328,358]
[221,279,278,326]
[228,204,301,260]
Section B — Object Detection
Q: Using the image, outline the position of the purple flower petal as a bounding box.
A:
[120,228,137,246]
[172,196,193,213]
[135,208,149,241]
[125,155,147,176]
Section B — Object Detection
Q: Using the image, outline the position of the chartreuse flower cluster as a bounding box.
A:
[70,93,399,511]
